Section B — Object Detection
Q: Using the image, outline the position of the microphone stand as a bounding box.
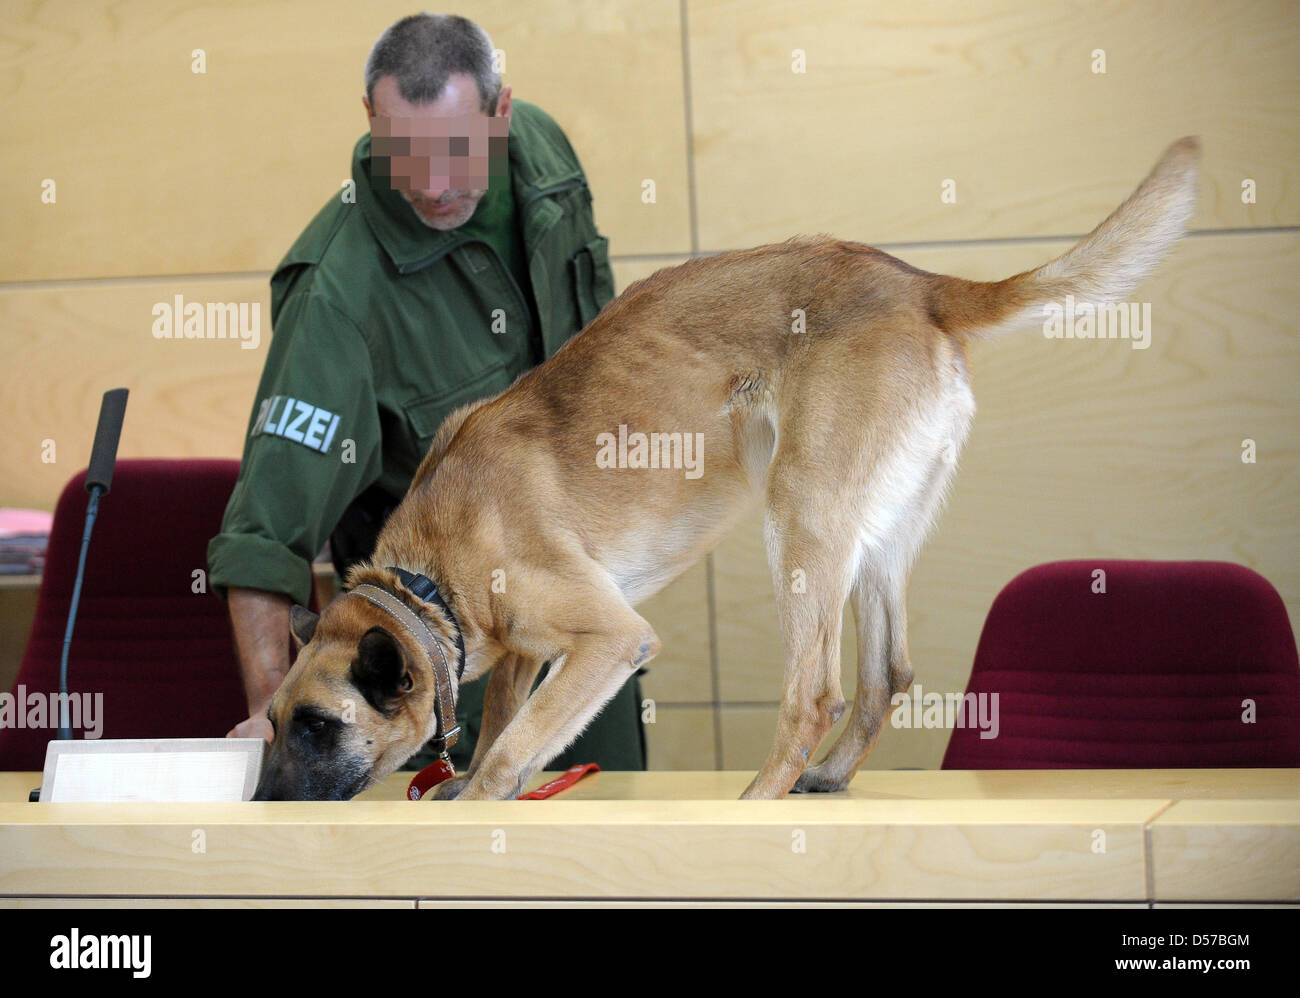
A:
[57,485,105,740]
[31,387,129,798]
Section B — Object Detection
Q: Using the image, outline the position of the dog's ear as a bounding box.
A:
[351,626,414,714]
[289,604,320,647]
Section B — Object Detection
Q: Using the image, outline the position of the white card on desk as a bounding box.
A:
[38,738,265,802]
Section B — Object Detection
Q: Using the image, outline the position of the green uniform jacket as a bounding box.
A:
[209,101,615,602]
[208,101,644,771]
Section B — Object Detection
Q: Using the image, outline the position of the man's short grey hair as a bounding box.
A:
[365,13,502,113]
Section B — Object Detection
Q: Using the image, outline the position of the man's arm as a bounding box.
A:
[225,587,291,740]
[209,291,384,739]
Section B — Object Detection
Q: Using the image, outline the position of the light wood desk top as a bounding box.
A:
[0,769,1294,904]
[4,767,1296,804]
[354,767,1300,802]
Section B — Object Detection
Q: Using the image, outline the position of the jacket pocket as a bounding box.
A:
[569,235,616,328]
[401,360,510,445]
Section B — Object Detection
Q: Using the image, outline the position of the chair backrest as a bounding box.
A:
[0,460,248,770]
[941,560,1300,769]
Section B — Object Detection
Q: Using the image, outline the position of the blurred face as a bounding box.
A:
[365,73,511,230]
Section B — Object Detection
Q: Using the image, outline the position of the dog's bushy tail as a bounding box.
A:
[926,137,1200,339]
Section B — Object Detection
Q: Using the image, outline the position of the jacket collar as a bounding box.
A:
[355,101,584,275]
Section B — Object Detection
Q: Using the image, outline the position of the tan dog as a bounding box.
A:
[254,138,1200,801]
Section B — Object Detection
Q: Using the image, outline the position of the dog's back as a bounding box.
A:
[419,140,1197,601]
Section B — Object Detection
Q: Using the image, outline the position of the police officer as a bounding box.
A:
[208,13,645,775]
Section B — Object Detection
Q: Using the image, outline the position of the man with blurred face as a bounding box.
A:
[209,13,644,780]
[368,73,510,230]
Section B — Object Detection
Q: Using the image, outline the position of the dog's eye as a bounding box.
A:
[306,718,326,733]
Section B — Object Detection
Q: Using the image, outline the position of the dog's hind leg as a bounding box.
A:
[792,405,971,792]
[739,466,855,800]
[790,558,911,792]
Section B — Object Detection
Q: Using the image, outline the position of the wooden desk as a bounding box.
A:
[1150,799,1300,903]
[0,770,1295,907]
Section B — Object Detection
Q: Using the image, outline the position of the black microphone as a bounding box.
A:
[84,387,129,495]
[57,388,129,741]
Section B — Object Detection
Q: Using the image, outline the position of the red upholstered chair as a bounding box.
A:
[0,460,256,770]
[941,560,1300,769]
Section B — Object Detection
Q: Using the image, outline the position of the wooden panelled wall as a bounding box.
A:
[2,1,1296,770]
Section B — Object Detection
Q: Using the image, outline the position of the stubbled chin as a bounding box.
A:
[413,210,469,230]
[404,193,484,230]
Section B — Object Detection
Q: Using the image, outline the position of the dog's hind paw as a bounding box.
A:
[791,765,851,794]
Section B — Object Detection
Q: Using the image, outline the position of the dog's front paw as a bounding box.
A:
[428,775,471,801]
[791,765,850,794]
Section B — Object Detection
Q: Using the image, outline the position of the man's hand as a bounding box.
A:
[226,587,292,743]
[227,704,274,742]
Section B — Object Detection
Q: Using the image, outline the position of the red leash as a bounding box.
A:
[407,761,599,801]
[518,764,600,799]
[406,758,457,801]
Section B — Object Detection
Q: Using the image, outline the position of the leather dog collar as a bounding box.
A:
[387,566,466,683]
[349,571,462,755]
